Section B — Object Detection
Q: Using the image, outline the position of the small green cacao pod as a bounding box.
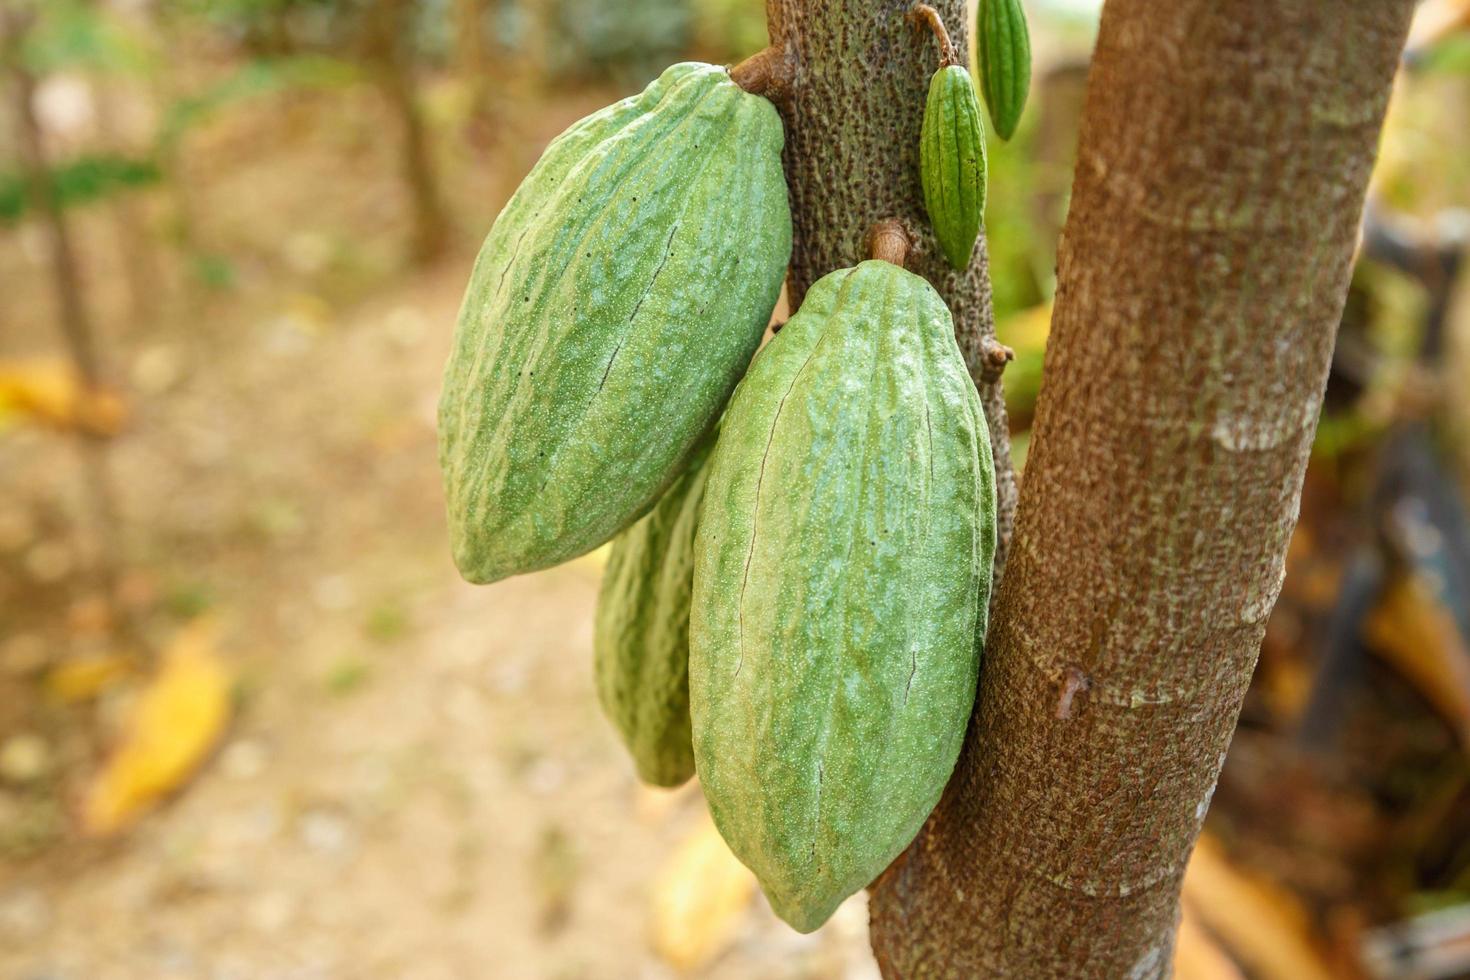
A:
[977,0,1031,140]
[920,65,988,271]
[438,63,792,584]
[690,261,997,933]
[593,428,717,788]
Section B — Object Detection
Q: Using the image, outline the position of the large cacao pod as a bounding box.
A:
[977,0,1031,141]
[920,65,988,271]
[438,63,791,584]
[689,261,997,933]
[593,429,716,788]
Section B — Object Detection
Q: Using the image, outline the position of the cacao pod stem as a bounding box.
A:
[909,3,959,68]
[867,219,912,267]
[730,46,795,102]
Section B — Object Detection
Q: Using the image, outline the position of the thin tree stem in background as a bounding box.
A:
[9,31,103,385]
[866,1,1416,975]
[367,0,449,265]
[454,0,490,118]
[7,10,132,613]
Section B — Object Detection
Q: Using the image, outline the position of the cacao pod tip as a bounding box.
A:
[449,538,508,586]
[595,433,714,790]
[638,764,695,790]
[767,893,835,935]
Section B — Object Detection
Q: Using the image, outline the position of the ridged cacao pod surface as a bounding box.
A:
[690,260,997,933]
[977,0,1031,140]
[594,429,716,788]
[921,65,988,270]
[438,62,791,584]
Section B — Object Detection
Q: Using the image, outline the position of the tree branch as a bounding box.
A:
[868,0,1416,975]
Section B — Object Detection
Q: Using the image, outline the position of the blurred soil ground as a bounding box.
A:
[0,81,869,979]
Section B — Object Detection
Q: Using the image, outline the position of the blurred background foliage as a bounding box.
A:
[3,0,1470,977]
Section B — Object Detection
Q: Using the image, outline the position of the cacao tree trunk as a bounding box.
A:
[849,1,1416,976]
[764,0,1019,569]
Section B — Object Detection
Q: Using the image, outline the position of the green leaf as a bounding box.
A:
[0,153,162,224]
[21,0,154,75]
[156,55,361,153]
[1409,34,1470,75]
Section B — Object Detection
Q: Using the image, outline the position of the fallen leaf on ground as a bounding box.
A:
[1364,574,1470,750]
[1175,898,1246,980]
[45,652,136,703]
[80,617,232,836]
[0,358,127,437]
[649,811,755,972]
[1407,0,1470,51]
[1183,834,1336,980]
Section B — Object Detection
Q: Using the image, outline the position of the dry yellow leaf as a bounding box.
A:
[0,358,127,437]
[286,292,334,331]
[1183,834,1335,980]
[648,812,755,973]
[45,653,136,703]
[1175,900,1245,980]
[1407,0,1470,50]
[80,618,232,836]
[998,299,1053,356]
[1364,575,1470,750]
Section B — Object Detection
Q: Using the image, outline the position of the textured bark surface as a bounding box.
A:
[765,0,1018,569]
[866,1,1416,976]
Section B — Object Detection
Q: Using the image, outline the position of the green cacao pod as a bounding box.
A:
[689,261,997,933]
[593,429,716,788]
[977,0,1031,141]
[920,65,988,271]
[438,63,791,585]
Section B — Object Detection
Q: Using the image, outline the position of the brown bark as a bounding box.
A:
[765,0,1019,572]
[867,1,1415,976]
